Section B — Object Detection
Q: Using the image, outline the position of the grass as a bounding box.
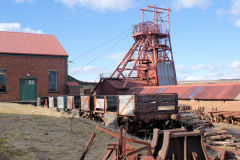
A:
[0,138,26,159]
[0,102,120,160]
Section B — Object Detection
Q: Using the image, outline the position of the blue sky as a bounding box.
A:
[1,0,240,82]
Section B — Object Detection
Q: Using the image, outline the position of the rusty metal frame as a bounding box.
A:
[154,129,208,160]
[96,126,152,160]
[80,132,96,160]
[110,5,177,88]
[96,126,212,160]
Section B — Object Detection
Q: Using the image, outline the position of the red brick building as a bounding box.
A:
[0,31,68,102]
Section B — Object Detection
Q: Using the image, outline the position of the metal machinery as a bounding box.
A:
[81,126,237,160]
[81,126,210,160]
[111,5,177,88]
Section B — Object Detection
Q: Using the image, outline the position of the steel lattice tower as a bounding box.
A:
[111,5,177,88]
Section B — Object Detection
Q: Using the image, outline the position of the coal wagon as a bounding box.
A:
[79,93,179,131]
[38,93,179,131]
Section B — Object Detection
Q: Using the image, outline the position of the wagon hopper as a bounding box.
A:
[78,93,179,131]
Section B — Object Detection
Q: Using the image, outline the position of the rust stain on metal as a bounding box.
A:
[96,126,152,160]
[122,83,240,100]
[95,126,219,160]
[80,132,96,160]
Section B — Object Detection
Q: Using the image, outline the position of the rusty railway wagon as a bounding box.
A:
[78,93,179,131]
[42,93,179,131]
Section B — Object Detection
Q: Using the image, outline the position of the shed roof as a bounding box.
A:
[92,78,151,95]
[0,31,68,56]
[126,83,240,100]
[104,79,150,89]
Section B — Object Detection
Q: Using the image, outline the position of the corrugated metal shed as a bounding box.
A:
[125,83,240,100]
[0,31,68,56]
[157,63,176,86]
[93,79,240,100]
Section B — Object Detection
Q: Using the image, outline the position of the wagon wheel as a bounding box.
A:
[122,119,134,133]
[123,120,129,133]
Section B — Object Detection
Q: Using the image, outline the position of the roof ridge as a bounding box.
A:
[129,82,240,88]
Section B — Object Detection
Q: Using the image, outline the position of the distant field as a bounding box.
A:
[0,103,119,160]
[178,79,240,85]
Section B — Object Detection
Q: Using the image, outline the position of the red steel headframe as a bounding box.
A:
[110,5,177,88]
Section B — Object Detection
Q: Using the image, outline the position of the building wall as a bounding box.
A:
[68,86,80,96]
[68,85,95,96]
[179,99,240,112]
[94,81,117,95]
[80,85,95,95]
[0,54,67,101]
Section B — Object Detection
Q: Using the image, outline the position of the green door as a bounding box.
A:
[20,79,36,101]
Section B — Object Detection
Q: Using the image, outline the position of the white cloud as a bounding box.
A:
[70,65,106,74]
[184,75,205,81]
[55,0,134,11]
[176,64,189,73]
[176,65,185,70]
[229,60,240,68]
[0,22,42,34]
[234,18,240,27]
[207,72,224,79]
[229,0,240,27]
[191,64,204,71]
[14,0,34,3]
[176,60,240,81]
[216,9,227,16]
[87,79,99,82]
[173,0,212,10]
[178,72,225,81]
[207,65,216,69]
[103,52,125,60]
[216,0,240,28]
[230,0,240,17]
